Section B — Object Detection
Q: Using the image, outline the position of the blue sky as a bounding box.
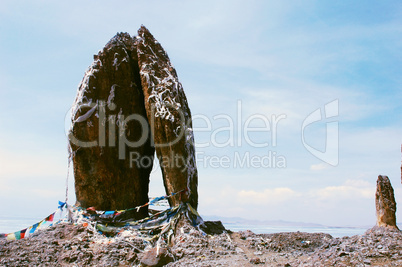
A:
[1,0,401,227]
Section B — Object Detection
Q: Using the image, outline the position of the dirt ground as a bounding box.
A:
[1,222,401,266]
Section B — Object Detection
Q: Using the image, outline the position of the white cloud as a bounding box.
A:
[313,179,375,200]
[240,82,384,130]
[310,163,329,171]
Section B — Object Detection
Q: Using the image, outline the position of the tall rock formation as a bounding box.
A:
[136,26,198,209]
[69,26,198,215]
[69,33,154,218]
[375,175,398,228]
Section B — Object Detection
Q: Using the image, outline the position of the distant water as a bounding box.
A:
[222,223,368,238]
[0,217,393,238]
[0,217,46,234]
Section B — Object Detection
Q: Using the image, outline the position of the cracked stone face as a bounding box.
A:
[136,26,198,210]
[375,175,397,228]
[69,27,198,218]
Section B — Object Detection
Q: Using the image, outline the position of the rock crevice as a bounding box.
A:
[69,27,198,217]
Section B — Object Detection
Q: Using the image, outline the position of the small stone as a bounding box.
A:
[338,252,348,257]
[250,257,261,264]
[235,247,244,254]
[239,230,254,240]
[140,247,174,267]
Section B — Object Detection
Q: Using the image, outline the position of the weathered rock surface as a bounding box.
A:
[199,221,227,235]
[0,223,147,266]
[69,33,154,217]
[139,247,174,267]
[295,226,402,266]
[136,26,198,209]
[69,26,198,213]
[3,223,401,266]
[375,175,398,228]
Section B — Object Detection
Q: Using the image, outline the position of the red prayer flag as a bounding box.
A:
[45,213,54,222]
[20,229,27,239]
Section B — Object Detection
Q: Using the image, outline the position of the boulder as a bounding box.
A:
[375,175,398,228]
[69,26,199,215]
[139,247,174,267]
[199,221,227,235]
[69,33,154,217]
[136,26,198,209]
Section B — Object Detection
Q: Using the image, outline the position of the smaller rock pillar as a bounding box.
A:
[375,175,398,229]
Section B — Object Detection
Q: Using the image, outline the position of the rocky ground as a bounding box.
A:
[0,222,401,266]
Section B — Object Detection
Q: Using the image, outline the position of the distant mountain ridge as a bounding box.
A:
[202,215,324,227]
[201,214,402,229]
